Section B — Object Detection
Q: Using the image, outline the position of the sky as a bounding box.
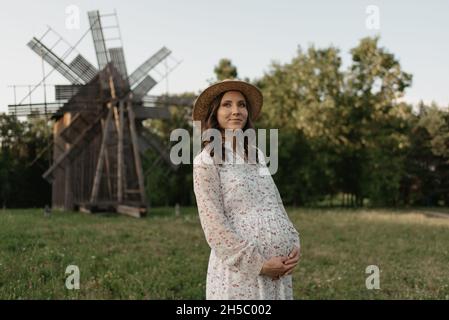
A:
[1,0,448,114]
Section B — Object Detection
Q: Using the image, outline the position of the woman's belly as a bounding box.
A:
[229,209,297,258]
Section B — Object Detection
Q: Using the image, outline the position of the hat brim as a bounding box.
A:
[193,80,263,122]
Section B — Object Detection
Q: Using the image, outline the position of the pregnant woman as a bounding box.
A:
[193,79,301,300]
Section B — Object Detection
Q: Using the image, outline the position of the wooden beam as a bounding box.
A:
[133,106,170,120]
[79,205,92,214]
[59,113,89,144]
[116,204,146,218]
[125,189,141,194]
[64,162,72,210]
[117,100,125,203]
[127,101,147,204]
[101,118,113,199]
[90,105,113,203]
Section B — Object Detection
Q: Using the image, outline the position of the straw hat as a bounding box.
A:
[192,79,263,122]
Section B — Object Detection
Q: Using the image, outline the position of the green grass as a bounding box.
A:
[0,207,448,299]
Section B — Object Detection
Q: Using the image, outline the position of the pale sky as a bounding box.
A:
[1,0,448,114]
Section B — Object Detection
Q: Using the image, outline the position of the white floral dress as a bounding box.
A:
[193,144,301,300]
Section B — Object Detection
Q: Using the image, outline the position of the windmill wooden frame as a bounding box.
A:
[8,9,193,217]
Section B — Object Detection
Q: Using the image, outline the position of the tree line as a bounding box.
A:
[1,36,448,208]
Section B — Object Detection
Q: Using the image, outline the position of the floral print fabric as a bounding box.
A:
[193,144,301,300]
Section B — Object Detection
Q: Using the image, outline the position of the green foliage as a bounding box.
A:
[0,114,51,207]
[400,102,449,206]
[256,36,446,207]
[142,93,196,206]
[213,58,238,81]
[416,103,449,161]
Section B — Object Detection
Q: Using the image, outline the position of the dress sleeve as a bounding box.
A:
[193,161,266,277]
[273,181,301,250]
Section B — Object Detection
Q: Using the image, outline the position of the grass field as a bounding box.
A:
[0,207,448,299]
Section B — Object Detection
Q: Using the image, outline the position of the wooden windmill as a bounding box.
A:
[8,10,194,217]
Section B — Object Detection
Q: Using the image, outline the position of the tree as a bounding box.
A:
[213,58,238,81]
[345,37,413,206]
[401,102,449,206]
[0,114,26,207]
[256,46,345,206]
[0,113,51,208]
[416,103,449,161]
[142,92,196,206]
[256,36,416,207]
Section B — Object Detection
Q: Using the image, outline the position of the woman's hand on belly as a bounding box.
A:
[259,256,291,280]
[282,246,301,276]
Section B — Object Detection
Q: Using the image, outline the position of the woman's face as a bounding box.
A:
[216,91,248,131]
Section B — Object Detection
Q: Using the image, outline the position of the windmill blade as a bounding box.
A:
[55,85,82,101]
[27,37,84,84]
[8,102,64,117]
[109,47,128,81]
[128,47,171,87]
[68,54,98,83]
[88,10,109,70]
[132,75,157,99]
